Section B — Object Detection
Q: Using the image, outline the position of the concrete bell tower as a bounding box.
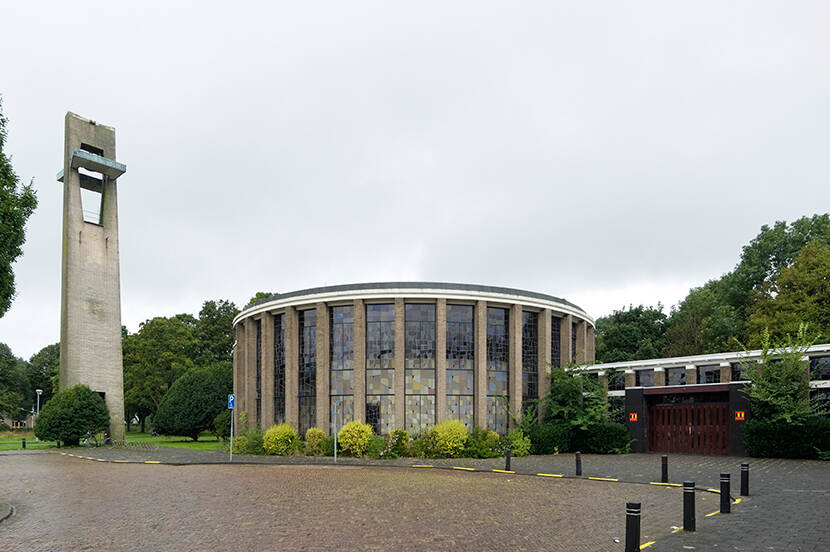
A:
[57,112,127,441]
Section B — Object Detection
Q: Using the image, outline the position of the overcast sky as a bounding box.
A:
[2,2,829,359]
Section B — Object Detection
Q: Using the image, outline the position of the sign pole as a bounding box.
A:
[228,394,235,462]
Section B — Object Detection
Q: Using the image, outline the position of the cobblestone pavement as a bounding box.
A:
[0,453,691,552]
[2,449,827,550]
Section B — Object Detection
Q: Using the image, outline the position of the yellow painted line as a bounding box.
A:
[706,488,721,494]
[733,498,742,505]
[705,510,719,517]
[144,461,161,464]
[96,458,106,462]
[411,464,434,468]
[113,460,128,463]
[67,453,74,456]
[588,477,619,482]
[649,482,682,487]
[492,469,515,474]
[672,527,683,534]
[60,452,66,455]
[640,542,656,550]
[536,473,564,478]
[85,456,94,460]
[452,466,474,471]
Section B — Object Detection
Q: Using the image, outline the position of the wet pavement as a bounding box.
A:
[1,448,828,550]
[2,451,690,552]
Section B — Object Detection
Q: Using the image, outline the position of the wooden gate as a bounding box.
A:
[649,403,729,455]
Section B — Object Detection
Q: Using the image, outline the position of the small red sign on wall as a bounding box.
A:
[735,411,745,421]
[629,412,638,422]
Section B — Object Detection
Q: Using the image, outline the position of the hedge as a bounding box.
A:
[745,417,830,459]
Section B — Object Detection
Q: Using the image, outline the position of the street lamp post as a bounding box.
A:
[35,389,42,442]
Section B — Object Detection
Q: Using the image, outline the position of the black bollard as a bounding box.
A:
[505,447,512,471]
[720,473,731,513]
[575,451,582,476]
[740,463,749,496]
[56,439,61,449]
[661,455,669,483]
[683,481,696,532]
[21,437,26,450]
[625,502,641,552]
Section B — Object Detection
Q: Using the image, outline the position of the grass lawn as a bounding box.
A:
[125,430,224,451]
[0,430,57,450]
[0,430,223,451]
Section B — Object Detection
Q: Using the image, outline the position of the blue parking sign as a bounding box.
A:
[228,394,235,410]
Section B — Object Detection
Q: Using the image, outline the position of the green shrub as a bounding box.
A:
[387,429,410,458]
[153,362,232,440]
[233,426,265,455]
[423,419,468,458]
[528,422,571,454]
[321,435,335,456]
[305,427,327,456]
[338,421,373,457]
[501,429,532,457]
[462,427,502,458]
[34,384,110,446]
[574,421,630,454]
[263,423,299,455]
[0,421,11,432]
[213,410,231,440]
[366,435,387,459]
[410,436,426,458]
[745,417,830,459]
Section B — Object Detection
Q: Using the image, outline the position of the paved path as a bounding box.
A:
[0,453,684,552]
[3,448,828,550]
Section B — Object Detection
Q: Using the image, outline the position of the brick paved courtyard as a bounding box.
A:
[2,449,828,551]
[1,453,693,552]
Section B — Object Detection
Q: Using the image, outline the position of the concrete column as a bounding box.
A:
[509,304,522,426]
[597,370,609,393]
[394,298,405,429]
[686,364,697,385]
[574,320,587,364]
[245,318,258,430]
[474,300,487,428]
[538,310,552,419]
[284,306,299,431]
[260,313,275,429]
[586,325,596,363]
[720,361,731,383]
[353,299,366,423]
[233,324,243,431]
[435,299,447,424]
[315,302,330,433]
[653,367,666,387]
[624,369,635,388]
[560,314,573,366]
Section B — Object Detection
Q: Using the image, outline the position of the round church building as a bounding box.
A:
[232,282,595,436]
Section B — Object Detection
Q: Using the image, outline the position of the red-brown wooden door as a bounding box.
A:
[649,403,729,455]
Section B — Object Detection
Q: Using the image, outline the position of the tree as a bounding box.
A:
[26,343,59,406]
[0,343,29,420]
[34,384,110,445]
[0,98,38,318]
[663,282,741,356]
[541,363,608,429]
[662,215,830,356]
[595,304,667,363]
[746,241,830,346]
[244,291,277,309]
[153,362,232,440]
[193,299,239,365]
[122,316,197,432]
[741,325,820,424]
